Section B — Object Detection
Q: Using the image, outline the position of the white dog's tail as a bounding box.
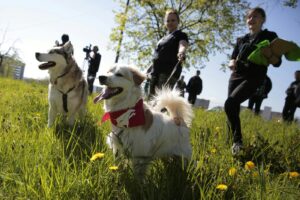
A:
[151,87,194,127]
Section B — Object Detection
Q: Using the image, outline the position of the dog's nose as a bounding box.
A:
[35,52,40,59]
[98,76,107,84]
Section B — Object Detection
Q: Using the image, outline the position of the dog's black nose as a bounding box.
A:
[98,76,107,84]
[35,52,40,59]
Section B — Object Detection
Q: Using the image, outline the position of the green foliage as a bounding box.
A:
[110,0,250,69]
[0,77,300,199]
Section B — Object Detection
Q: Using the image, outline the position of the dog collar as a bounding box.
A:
[101,99,145,128]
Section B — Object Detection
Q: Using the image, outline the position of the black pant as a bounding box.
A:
[282,97,297,122]
[248,96,264,115]
[87,73,96,94]
[149,74,177,97]
[188,93,197,105]
[224,77,263,143]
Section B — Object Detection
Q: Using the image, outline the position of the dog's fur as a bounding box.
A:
[35,42,88,127]
[94,66,193,177]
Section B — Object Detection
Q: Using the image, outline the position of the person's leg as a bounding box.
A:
[288,104,297,122]
[254,98,263,115]
[87,73,95,94]
[282,98,294,121]
[191,93,197,105]
[224,78,261,154]
[248,96,255,110]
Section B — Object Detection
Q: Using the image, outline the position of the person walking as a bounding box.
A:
[186,70,202,105]
[87,46,101,94]
[149,9,189,98]
[282,70,300,122]
[225,7,282,155]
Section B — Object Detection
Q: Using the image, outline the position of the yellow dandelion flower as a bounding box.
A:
[289,171,299,178]
[211,148,217,154]
[216,184,228,191]
[109,166,119,171]
[229,167,237,176]
[245,161,255,170]
[252,171,259,177]
[90,153,105,161]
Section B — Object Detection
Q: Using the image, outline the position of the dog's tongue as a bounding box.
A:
[93,88,112,103]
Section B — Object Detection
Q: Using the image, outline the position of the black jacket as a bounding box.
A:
[187,76,202,95]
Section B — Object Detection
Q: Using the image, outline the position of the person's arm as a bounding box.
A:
[229,38,241,71]
[178,40,188,61]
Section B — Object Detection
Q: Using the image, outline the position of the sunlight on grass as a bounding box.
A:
[0,77,300,199]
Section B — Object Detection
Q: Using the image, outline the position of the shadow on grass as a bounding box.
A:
[52,114,106,162]
[118,158,200,200]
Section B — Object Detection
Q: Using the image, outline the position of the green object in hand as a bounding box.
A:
[247,40,270,66]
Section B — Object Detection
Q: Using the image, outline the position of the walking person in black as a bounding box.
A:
[282,70,300,122]
[149,9,189,98]
[87,46,101,94]
[186,70,202,105]
[225,7,282,155]
[175,75,186,97]
[248,75,272,115]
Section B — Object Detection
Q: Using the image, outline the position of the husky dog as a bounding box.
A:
[35,41,88,127]
[94,65,193,178]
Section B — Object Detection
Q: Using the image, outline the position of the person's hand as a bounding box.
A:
[261,46,272,59]
[229,59,237,71]
[177,51,186,62]
[261,46,280,65]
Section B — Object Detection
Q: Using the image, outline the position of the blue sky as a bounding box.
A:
[1,0,300,115]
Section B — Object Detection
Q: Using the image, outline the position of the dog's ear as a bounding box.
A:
[130,68,146,86]
[62,41,74,56]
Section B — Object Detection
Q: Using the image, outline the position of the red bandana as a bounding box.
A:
[101,99,145,127]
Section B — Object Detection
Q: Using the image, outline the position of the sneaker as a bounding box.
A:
[231,142,243,155]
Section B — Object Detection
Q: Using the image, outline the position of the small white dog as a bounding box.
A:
[35,42,88,127]
[94,66,193,177]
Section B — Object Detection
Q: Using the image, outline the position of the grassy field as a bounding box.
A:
[0,77,299,200]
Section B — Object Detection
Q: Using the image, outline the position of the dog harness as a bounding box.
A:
[101,99,145,128]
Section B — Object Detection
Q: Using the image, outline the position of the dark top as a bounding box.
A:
[286,80,300,99]
[88,53,101,75]
[230,29,281,81]
[152,30,188,79]
[187,76,202,95]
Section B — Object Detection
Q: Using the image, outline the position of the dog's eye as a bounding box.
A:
[115,73,123,77]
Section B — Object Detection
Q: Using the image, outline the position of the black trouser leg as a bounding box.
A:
[188,93,197,105]
[282,97,297,122]
[225,77,262,144]
[254,98,263,115]
[225,97,242,143]
[248,97,255,110]
[87,74,95,94]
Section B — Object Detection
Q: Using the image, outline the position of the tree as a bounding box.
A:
[110,0,250,69]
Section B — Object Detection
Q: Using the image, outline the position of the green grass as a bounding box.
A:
[0,77,299,199]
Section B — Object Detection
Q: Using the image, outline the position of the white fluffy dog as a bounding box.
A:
[94,66,193,177]
[35,42,88,127]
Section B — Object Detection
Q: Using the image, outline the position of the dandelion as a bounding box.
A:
[252,171,259,177]
[90,153,105,161]
[215,126,221,132]
[289,171,299,178]
[216,184,228,191]
[229,167,237,176]
[245,161,255,170]
[211,148,217,154]
[109,166,119,171]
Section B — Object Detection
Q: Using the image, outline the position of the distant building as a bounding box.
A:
[194,98,210,109]
[14,65,25,79]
